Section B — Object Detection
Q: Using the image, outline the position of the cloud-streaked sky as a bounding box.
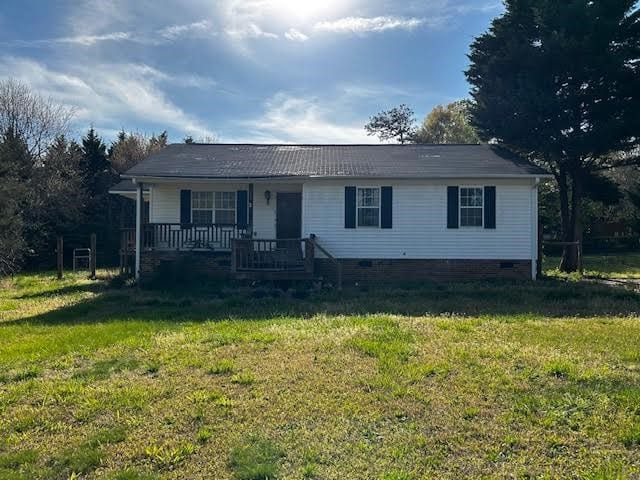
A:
[0,0,503,143]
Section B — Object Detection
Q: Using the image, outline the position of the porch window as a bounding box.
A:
[460,187,483,227]
[357,187,380,227]
[191,191,236,224]
[214,192,236,224]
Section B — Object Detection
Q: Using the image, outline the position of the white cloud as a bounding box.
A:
[126,64,217,89]
[234,92,374,144]
[225,23,278,40]
[3,20,217,48]
[56,32,132,46]
[0,56,215,140]
[158,20,213,40]
[284,28,309,42]
[313,16,424,34]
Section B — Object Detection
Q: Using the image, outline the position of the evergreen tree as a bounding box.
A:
[80,127,117,262]
[23,136,87,262]
[81,127,112,197]
[364,104,416,144]
[0,127,31,274]
[466,0,640,272]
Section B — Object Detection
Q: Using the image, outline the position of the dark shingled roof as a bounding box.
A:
[123,144,549,179]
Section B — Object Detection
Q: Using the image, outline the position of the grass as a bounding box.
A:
[544,252,640,279]
[1,268,640,478]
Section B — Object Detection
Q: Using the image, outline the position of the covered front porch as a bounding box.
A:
[117,179,338,283]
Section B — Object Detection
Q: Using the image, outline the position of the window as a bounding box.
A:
[357,187,380,227]
[192,191,213,224]
[214,191,236,224]
[191,191,236,224]
[460,187,483,227]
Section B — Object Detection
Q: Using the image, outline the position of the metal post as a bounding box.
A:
[56,236,63,280]
[135,182,143,280]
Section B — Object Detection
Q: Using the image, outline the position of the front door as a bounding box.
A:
[276,192,302,239]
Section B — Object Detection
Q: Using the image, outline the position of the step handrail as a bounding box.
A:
[309,234,342,290]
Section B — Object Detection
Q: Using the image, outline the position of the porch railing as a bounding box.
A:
[141,223,249,251]
[231,238,314,273]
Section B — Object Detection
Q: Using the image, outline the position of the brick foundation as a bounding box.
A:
[315,258,532,284]
[140,250,532,283]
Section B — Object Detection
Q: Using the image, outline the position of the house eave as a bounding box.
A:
[123,173,553,183]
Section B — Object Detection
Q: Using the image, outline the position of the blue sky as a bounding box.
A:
[0,0,503,144]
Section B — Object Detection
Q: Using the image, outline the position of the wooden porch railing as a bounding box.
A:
[309,234,342,290]
[141,223,249,251]
[231,238,314,274]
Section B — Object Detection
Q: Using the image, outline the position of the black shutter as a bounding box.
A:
[180,189,191,224]
[237,190,248,228]
[345,186,356,229]
[381,186,392,229]
[484,186,496,229]
[447,186,459,229]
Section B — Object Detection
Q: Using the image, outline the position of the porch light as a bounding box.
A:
[264,190,271,205]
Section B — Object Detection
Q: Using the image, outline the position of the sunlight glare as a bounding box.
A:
[267,0,343,21]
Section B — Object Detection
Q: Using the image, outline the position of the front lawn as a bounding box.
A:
[1,272,640,479]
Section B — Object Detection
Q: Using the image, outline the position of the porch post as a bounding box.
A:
[135,181,143,280]
[248,183,254,236]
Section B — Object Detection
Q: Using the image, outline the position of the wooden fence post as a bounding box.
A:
[90,233,97,279]
[56,236,63,280]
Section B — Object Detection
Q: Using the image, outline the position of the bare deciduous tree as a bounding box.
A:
[109,130,168,173]
[0,78,75,158]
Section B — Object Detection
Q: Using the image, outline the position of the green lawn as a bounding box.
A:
[544,252,640,279]
[1,271,640,479]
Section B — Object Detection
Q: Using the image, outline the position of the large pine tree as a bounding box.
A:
[80,128,118,261]
[466,0,640,271]
[0,127,31,274]
[23,135,87,261]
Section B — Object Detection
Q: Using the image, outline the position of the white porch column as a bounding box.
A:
[135,181,143,280]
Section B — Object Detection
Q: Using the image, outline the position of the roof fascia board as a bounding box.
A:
[124,173,553,183]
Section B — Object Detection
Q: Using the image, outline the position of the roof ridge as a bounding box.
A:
[170,143,485,147]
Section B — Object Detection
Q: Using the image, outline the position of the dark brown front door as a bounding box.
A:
[276,192,302,239]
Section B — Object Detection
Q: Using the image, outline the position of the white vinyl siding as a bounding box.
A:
[303,179,535,260]
[147,178,536,262]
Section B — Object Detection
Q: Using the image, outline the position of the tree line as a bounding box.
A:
[0,79,168,275]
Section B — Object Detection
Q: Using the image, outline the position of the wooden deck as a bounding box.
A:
[120,227,342,287]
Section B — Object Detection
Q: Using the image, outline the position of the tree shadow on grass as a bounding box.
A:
[13,281,105,300]
[2,277,640,327]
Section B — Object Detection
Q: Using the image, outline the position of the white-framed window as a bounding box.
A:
[460,187,483,227]
[357,187,380,227]
[214,191,236,224]
[191,191,236,224]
